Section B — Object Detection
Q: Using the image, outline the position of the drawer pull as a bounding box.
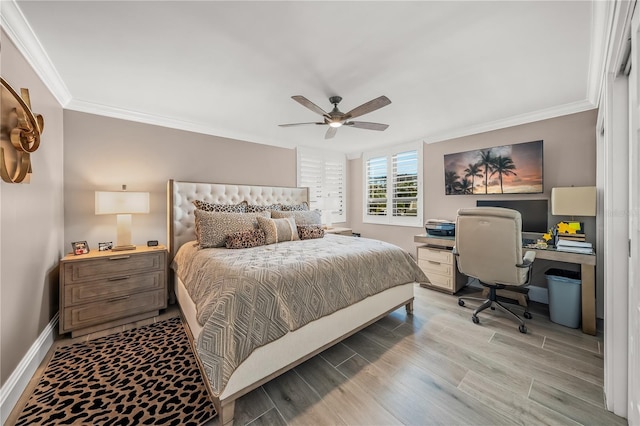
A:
[427,260,441,265]
[109,255,131,260]
[107,276,131,282]
[107,295,130,303]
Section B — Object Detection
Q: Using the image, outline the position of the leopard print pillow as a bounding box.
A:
[193,200,247,213]
[246,204,283,213]
[225,229,266,249]
[281,202,309,211]
[297,225,325,240]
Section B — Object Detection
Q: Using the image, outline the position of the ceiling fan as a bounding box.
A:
[279,95,391,139]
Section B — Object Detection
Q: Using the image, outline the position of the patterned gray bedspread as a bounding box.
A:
[172,234,426,396]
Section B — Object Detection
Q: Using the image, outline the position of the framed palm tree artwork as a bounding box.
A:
[444,140,543,195]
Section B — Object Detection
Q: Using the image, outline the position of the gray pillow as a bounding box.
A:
[271,210,322,226]
[256,216,299,245]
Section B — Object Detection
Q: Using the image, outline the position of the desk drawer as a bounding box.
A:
[423,272,453,291]
[418,247,452,264]
[418,259,452,276]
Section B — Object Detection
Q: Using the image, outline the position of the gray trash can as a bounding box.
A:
[545,268,582,328]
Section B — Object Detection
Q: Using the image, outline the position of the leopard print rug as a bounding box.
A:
[15,317,216,425]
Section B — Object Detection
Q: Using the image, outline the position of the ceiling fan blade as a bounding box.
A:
[292,95,329,117]
[279,122,326,127]
[345,121,389,131]
[344,96,391,120]
[325,126,338,139]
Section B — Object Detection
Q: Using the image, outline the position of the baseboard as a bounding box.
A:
[0,312,58,425]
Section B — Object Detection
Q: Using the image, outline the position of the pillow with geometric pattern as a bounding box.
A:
[194,210,270,248]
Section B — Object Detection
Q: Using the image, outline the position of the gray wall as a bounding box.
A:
[63,111,296,252]
[349,110,598,311]
[1,30,65,386]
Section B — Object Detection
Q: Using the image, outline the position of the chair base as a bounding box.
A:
[458,285,531,334]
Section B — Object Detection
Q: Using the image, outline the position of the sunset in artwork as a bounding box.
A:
[443,140,543,195]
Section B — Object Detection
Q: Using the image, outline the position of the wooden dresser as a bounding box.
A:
[414,234,466,294]
[59,245,167,337]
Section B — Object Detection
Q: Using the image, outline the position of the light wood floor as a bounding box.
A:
[7,285,626,426]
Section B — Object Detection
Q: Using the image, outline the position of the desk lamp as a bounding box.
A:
[551,186,597,218]
[95,185,150,251]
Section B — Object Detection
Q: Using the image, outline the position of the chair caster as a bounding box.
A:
[524,312,532,319]
[458,299,465,307]
[472,315,480,324]
[519,324,527,334]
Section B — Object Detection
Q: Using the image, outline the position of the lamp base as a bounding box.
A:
[111,244,137,252]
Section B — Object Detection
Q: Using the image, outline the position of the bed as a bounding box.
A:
[167,180,424,425]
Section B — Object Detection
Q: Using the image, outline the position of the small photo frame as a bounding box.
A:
[72,241,89,255]
[98,241,113,251]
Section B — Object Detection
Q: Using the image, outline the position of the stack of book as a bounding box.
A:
[556,232,586,242]
[556,239,593,254]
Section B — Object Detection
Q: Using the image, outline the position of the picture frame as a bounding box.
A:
[72,241,89,255]
[444,140,543,195]
[98,241,113,251]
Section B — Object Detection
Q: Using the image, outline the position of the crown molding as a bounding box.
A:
[65,98,295,150]
[0,0,71,106]
[422,99,597,145]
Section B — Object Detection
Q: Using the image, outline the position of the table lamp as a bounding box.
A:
[551,186,597,217]
[95,185,150,251]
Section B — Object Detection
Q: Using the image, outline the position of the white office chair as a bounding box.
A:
[453,207,536,333]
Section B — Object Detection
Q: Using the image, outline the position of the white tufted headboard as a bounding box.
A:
[167,180,309,258]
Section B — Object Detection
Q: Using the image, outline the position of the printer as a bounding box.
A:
[425,219,456,237]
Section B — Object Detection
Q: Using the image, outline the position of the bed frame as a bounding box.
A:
[167,180,415,425]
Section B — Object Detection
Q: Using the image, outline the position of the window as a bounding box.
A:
[363,143,423,226]
[297,147,346,224]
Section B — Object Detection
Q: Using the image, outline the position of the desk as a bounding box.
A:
[414,234,597,335]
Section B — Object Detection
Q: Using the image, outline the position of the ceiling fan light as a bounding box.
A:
[329,121,342,128]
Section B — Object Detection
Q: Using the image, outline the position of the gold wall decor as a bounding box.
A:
[1,77,44,183]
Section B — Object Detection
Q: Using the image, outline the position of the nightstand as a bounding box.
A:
[324,227,353,236]
[59,245,167,337]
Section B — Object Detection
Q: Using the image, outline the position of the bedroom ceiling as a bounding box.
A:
[5,1,602,156]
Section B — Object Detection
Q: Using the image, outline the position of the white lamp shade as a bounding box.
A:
[551,186,596,216]
[95,191,150,215]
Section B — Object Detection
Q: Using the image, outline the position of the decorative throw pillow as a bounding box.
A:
[281,202,309,211]
[246,204,283,213]
[271,210,322,226]
[297,225,325,240]
[193,200,247,213]
[256,216,299,245]
[194,210,270,248]
[225,229,266,249]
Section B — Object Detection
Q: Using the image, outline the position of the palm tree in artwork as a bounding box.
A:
[479,150,494,194]
[490,155,518,193]
[444,170,460,195]
[458,178,473,194]
[463,163,483,194]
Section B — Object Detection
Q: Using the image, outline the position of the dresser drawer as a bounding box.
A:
[62,289,166,331]
[418,259,453,276]
[417,247,452,264]
[64,252,164,284]
[64,271,165,307]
